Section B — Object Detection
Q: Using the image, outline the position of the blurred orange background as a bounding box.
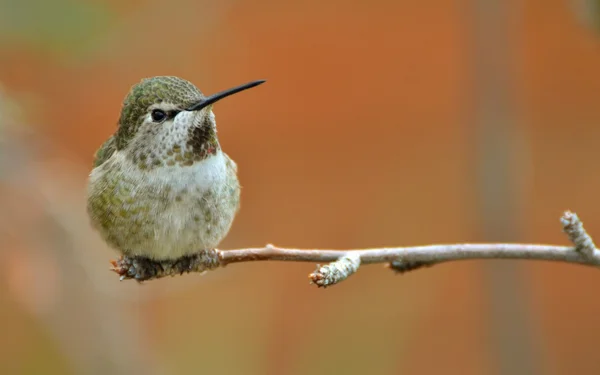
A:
[2,0,600,374]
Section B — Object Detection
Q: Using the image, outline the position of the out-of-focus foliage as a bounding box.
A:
[0,86,24,180]
[574,0,600,31]
[0,0,113,57]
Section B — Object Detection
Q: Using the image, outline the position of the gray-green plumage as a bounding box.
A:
[86,76,262,277]
[93,135,116,167]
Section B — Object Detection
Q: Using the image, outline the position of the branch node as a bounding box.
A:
[309,253,361,288]
[387,260,435,274]
[561,210,596,257]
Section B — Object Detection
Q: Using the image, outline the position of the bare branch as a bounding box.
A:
[219,243,598,266]
[111,211,600,286]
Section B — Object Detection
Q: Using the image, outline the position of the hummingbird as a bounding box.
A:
[87,76,265,281]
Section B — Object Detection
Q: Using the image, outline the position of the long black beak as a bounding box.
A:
[186,80,266,112]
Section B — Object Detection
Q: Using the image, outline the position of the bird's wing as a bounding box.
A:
[93,136,117,168]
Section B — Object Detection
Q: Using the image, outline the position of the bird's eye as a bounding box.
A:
[151,109,167,122]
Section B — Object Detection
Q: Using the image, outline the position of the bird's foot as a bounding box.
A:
[110,256,164,282]
[110,250,221,282]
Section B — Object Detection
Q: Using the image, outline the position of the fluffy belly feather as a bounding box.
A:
[87,150,240,260]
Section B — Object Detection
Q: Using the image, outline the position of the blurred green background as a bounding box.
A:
[2,0,600,374]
